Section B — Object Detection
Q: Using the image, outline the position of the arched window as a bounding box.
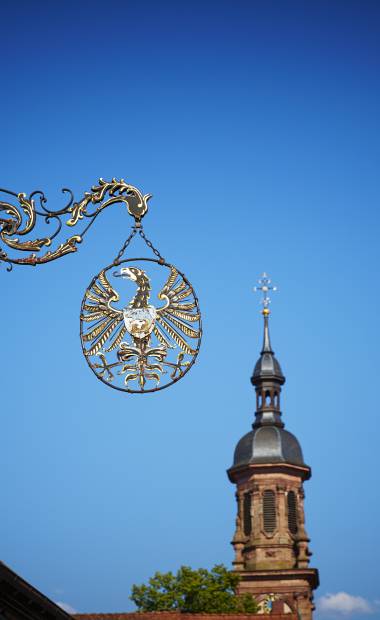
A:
[287,491,298,534]
[265,390,271,407]
[263,490,276,533]
[243,493,252,536]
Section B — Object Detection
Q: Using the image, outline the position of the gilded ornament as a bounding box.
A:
[80,261,201,393]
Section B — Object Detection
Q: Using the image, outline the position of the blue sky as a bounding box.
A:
[1,0,379,617]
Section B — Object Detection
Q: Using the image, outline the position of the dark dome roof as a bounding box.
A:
[232,426,305,468]
[252,352,284,382]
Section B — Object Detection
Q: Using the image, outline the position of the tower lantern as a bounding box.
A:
[227,274,319,619]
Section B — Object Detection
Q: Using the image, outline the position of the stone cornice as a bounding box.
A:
[227,462,311,484]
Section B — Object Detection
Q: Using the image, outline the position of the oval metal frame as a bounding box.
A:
[79,257,202,394]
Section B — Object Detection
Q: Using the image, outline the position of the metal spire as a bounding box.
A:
[254,272,277,353]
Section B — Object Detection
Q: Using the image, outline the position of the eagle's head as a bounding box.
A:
[115,267,148,284]
[119,267,140,281]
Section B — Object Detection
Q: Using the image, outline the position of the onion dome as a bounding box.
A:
[232,426,305,467]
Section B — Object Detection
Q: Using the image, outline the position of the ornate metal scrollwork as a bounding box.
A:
[0,178,151,270]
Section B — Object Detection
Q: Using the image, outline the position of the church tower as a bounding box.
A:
[227,274,319,619]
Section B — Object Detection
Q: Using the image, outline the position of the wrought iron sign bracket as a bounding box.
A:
[0,178,153,271]
[0,178,202,394]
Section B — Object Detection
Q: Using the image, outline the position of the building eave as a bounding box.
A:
[227,461,311,483]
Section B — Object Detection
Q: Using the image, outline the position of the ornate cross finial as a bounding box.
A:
[254,272,277,315]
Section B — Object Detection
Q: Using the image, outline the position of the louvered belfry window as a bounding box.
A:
[243,492,252,536]
[263,490,277,533]
[287,491,298,535]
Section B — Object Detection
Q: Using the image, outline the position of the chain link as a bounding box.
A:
[112,225,165,265]
[112,227,138,265]
[138,228,165,263]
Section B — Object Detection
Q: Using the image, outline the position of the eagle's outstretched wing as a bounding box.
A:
[81,270,125,356]
[155,266,200,355]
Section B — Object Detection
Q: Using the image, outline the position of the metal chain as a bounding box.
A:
[112,225,165,265]
[112,226,138,265]
[138,228,165,263]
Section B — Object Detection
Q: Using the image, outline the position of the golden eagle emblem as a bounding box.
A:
[80,263,201,391]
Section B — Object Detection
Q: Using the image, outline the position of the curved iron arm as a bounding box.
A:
[0,178,152,270]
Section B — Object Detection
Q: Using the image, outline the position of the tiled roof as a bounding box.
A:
[73,613,295,620]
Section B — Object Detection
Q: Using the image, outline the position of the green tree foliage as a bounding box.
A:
[130,564,258,613]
